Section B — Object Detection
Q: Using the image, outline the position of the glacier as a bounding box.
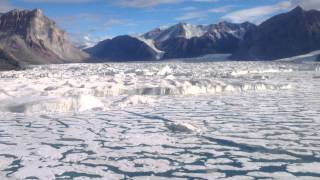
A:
[0,61,319,179]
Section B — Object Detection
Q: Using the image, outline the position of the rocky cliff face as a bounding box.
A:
[233,6,320,60]
[0,9,88,69]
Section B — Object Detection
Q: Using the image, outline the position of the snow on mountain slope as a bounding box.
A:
[143,23,206,42]
[134,36,164,60]
[180,23,206,39]
[206,21,254,39]
[142,22,255,43]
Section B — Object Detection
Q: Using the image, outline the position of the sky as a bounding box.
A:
[1,0,319,47]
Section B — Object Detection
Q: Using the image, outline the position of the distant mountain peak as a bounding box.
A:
[292,6,304,12]
[285,6,306,17]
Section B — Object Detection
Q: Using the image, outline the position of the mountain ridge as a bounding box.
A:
[86,21,256,61]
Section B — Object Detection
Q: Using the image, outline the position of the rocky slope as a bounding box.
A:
[0,9,88,70]
[233,6,320,60]
[0,48,22,70]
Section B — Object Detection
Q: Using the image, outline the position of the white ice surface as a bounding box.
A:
[0,61,319,179]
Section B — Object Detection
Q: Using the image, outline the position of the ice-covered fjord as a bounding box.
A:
[0,61,320,179]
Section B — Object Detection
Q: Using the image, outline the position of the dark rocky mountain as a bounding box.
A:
[0,9,88,70]
[85,35,159,61]
[233,6,320,60]
[157,33,240,59]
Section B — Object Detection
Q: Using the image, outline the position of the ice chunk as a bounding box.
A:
[166,122,201,133]
[78,95,104,111]
[157,65,172,76]
[7,95,104,114]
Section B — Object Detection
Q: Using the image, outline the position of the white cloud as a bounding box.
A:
[176,5,233,21]
[176,10,208,21]
[103,18,126,28]
[72,34,108,49]
[222,1,292,24]
[192,0,218,2]
[22,0,94,3]
[113,0,219,8]
[113,0,182,8]
[209,6,233,13]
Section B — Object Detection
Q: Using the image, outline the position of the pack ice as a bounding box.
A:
[0,61,319,179]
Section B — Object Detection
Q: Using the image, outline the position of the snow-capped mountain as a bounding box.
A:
[87,21,256,61]
[142,23,207,42]
[143,21,254,43]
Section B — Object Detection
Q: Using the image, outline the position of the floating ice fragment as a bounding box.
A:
[166,122,201,133]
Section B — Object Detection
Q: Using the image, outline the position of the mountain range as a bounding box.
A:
[0,6,320,70]
[85,21,256,61]
[86,6,320,62]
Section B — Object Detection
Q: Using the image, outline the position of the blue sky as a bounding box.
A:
[0,0,318,46]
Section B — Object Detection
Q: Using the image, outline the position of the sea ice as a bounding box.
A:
[0,61,319,179]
